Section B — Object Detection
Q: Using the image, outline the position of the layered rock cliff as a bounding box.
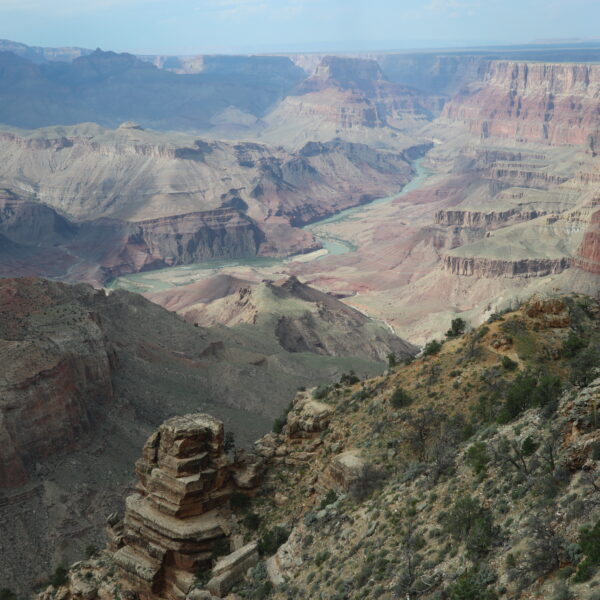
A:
[574,207,600,274]
[110,414,246,600]
[443,255,571,278]
[0,278,114,488]
[443,60,600,145]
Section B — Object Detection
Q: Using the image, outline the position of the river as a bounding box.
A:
[107,158,433,294]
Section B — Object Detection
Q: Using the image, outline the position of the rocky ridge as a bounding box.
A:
[148,275,417,363]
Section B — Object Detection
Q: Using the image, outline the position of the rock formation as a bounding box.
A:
[109,414,243,600]
[575,208,600,274]
[443,255,572,278]
[443,60,600,145]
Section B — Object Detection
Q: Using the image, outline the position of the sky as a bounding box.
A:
[0,0,598,55]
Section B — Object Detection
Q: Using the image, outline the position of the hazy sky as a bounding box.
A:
[0,0,598,54]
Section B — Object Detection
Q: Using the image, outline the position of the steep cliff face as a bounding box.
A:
[443,255,571,278]
[95,209,266,281]
[574,207,600,273]
[443,60,600,145]
[0,279,114,488]
[435,208,547,228]
[261,56,441,148]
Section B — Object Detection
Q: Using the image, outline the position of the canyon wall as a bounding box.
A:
[443,255,572,278]
[574,207,600,274]
[443,60,600,145]
[0,279,114,488]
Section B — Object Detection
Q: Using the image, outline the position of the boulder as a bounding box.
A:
[206,542,259,598]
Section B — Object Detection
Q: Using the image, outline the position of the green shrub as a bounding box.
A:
[466,442,489,474]
[443,497,495,559]
[423,340,442,356]
[320,490,337,509]
[501,356,518,371]
[498,372,561,423]
[313,385,330,400]
[0,590,17,600]
[390,386,413,409]
[314,551,330,566]
[570,346,600,387]
[573,557,594,583]
[447,567,497,600]
[272,401,294,433]
[340,371,359,386]
[580,520,600,564]
[562,331,588,358]
[521,436,538,457]
[447,318,467,338]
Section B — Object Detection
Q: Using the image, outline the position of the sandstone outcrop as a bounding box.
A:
[318,450,369,494]
[574,208,600,274]
[110,414,237,600]
[206,542,258,597]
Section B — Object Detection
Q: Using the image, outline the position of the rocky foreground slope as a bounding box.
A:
[31,295,600,600]
[0,277,413,592]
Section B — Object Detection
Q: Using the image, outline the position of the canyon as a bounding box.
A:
[4,38,600,598]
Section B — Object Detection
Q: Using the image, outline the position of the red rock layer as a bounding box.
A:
[443,61,600,145]
[574,209,600,274]
[0,278,114,488]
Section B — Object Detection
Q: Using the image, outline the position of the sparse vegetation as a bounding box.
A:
[446,317,467,338]
[423,339,442,356]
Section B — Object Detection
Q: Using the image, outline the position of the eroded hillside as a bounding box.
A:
[0,277,413,592]
[30,294,600,600]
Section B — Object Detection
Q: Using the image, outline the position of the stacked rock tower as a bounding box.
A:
[109,414,236,600]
